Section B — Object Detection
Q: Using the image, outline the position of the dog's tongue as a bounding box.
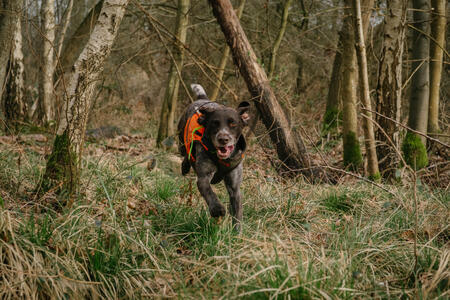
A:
[217,145,234,159]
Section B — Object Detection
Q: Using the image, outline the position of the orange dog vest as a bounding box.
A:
[183,112,208,162]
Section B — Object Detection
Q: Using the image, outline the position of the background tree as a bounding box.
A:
[341,0,374,169]
[352,0,379,180]
[210,0,246,102]
[428,0,446,135]
[2,3,26,131]
[0,0,21,99]
[402,0,430,170]
[322,40,343,136]
[156,0,190,146]
[40,0,130,197]
[267,0,293,80]
[39,0,56,124]
[375,0,407,178]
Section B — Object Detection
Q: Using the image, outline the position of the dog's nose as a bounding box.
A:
[218,136,230,145]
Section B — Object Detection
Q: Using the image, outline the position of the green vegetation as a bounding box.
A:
[321,106,340,135]
[0,141,447,299]
[402,131,429,170]
[343,131,363,170]
[39,131,78,197]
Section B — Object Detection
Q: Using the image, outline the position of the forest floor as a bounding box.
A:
[0,119,448,299]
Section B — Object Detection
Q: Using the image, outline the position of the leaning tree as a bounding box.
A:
[208,0,328,182]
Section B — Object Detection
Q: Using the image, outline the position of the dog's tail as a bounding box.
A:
[190,84,208,100]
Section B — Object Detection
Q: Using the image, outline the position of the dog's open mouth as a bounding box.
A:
[216,145,234,159]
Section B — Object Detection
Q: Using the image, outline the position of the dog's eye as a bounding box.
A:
[212,120,220,127]
[229,119,237,127]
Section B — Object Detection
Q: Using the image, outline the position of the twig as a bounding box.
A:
[133,0,239,102]
[361,107,449,149]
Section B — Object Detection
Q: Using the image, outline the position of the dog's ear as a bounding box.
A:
[237,101,250,125]
[197,107,213,125]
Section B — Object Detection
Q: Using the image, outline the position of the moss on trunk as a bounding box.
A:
[402,131,428,170]
[322,106,340,135]
[343,131,362,170]
[40,131,78,197]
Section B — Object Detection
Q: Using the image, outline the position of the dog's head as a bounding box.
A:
[198,101,250,160]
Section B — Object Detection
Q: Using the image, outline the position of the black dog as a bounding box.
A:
[177,84,250,231]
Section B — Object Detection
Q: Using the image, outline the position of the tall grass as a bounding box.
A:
[0,141,448,299]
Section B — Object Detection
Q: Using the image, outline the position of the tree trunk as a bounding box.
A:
[340,0,374,170]
[210,0,246,101]
[156,0,190,146]
[268,0,293,80]
[39,0,56,124]
[428,0,446,135]
[375,0,407,178]
[340,0,361,169]
[323,0,373,137]
[0,0,21,99]
[352,0,379,180]
[54,0,73,70]
[58,0,103,77]
[208,0,322,181]
[322,49,342,135]
[402,0,429,170]
[2,8,26,131]
[40,0,129,197]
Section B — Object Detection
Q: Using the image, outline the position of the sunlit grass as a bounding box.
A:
[0,141,448,299]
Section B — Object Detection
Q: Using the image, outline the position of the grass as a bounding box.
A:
[0,139,448,299]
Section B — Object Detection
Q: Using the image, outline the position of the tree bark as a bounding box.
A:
[340,0,374,169]
[210,0,246,101]
[157,0,190,146]
[0,0,21,99]
[340,0,361,169]
[322,48,342,135]
[58,0,104,78]
[2,8,26,131]
[40,0,130,197]
[402,0,430,169]
[323,0,373,136]
[375,0,407,177]
[208,0,321,180]
[39,0,56,124]
[428,0,446,135]
[54,0,74,70]
[352,0,379,180]
[267,0,293,80]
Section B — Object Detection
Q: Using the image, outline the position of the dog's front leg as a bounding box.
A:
[224,163,243,232]
[195,155,226,218]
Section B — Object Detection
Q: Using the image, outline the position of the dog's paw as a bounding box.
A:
[209,203,226,218]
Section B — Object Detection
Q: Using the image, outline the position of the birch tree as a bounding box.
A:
[375,0,407,177]
[39,0,56,124]
[59,0,104,77]
[156,0,190,146]
[0,0,21,98]
[40,0,130,197]
[428,0,446,135]
[402,0,430,170]
[2,7,26,131]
